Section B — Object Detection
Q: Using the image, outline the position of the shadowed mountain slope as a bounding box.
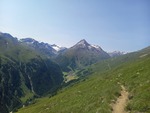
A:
[0,33,64,113]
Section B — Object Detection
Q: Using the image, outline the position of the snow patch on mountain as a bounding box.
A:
[91,45,100,49]
[52,45,60,51]
[51,44,65,52]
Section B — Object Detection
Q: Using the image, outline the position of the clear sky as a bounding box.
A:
[0,0,150,52]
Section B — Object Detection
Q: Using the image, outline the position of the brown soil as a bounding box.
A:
[112,85,129,113]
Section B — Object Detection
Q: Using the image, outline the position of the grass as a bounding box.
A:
[17,75,120,113]
[20,81,34,103]
[17,51,150,113]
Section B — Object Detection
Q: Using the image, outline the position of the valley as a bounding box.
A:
[16,46,150,113]
[0,32,150,113]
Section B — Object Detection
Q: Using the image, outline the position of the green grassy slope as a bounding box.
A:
[91,46,150,75]
[17,49,150,113]
[63,46,150,83]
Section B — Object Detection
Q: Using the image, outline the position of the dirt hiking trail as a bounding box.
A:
[112,85,129,113]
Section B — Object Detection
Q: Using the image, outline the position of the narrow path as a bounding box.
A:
[112,85,129,113]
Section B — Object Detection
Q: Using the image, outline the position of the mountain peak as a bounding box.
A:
[72,39,103,51]
[77,39,88,44]
[74,39,90,47]
[79,39,87,42]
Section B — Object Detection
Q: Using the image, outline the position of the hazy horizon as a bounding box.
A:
[0,0,150,52]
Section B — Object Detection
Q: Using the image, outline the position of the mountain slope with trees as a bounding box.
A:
[0,33,64,113]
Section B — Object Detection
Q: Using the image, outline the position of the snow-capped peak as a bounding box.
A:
[72,39,104,52]
[108,51,127,57]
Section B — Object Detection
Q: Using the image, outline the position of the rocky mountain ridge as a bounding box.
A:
[20,38,66,56]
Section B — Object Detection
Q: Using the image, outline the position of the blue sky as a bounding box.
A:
[0,0,150,52]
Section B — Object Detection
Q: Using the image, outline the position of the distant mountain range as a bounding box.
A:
[0,32,126,71]
[20,37,114,71]
[108,51,126,57]
[19,36,126,58]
